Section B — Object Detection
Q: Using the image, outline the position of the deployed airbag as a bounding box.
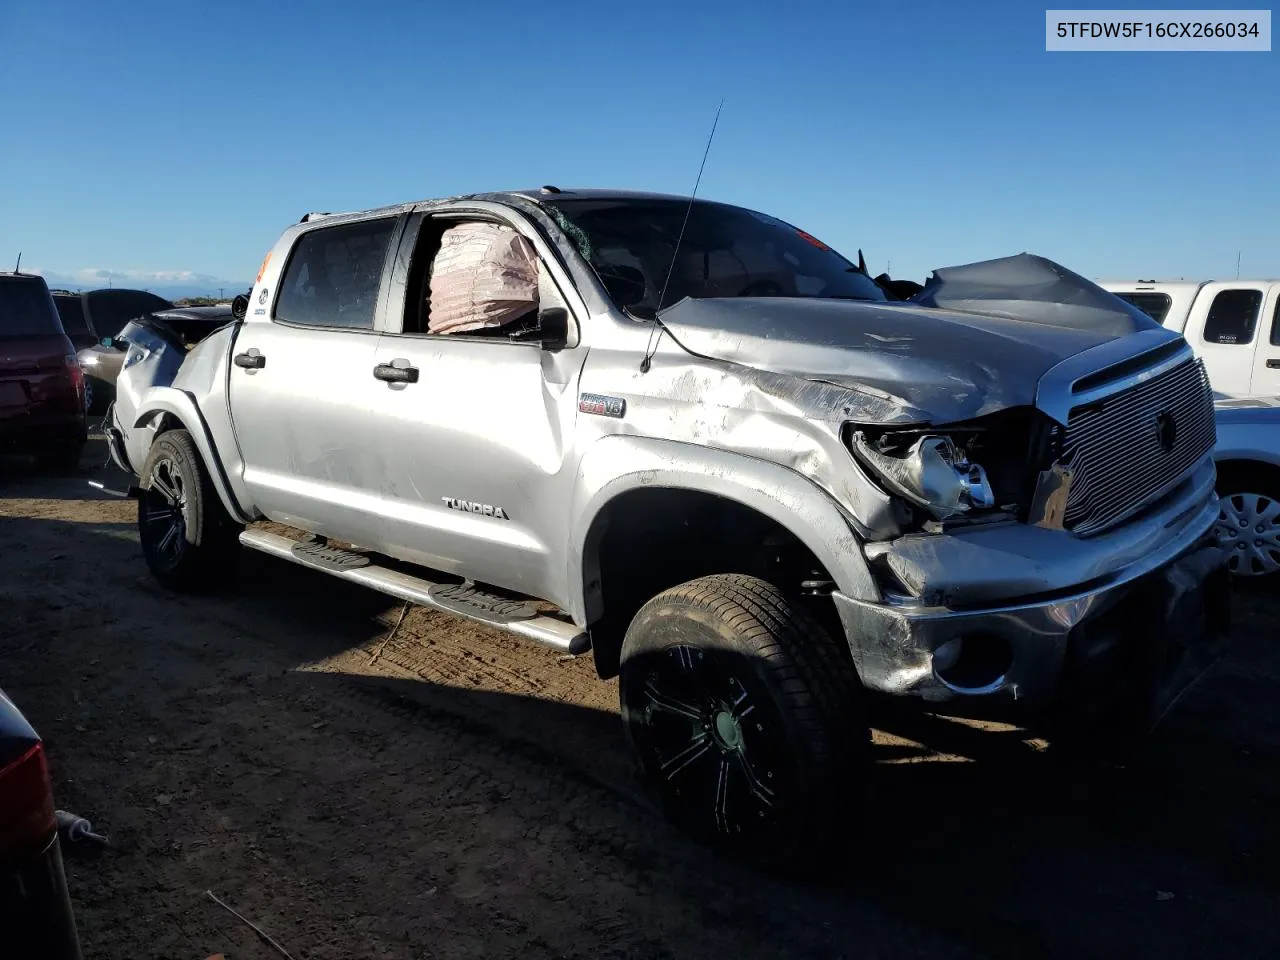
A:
[428,222,539,334]
[910,253,1159,337]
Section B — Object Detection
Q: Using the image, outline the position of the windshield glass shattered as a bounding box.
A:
[538,197,886,314]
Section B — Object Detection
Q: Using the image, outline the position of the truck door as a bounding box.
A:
[1248,284,1280,397]
[364,210,590,606]
[1183,283,1266,396]
[228,214,403,546]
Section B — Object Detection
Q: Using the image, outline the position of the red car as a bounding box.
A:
[0,687,83,959]
[0,273,87,470]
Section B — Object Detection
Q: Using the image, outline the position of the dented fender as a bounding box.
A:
[568,434,881,626]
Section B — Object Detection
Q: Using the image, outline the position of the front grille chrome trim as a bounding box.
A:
[1058,357,1216,537]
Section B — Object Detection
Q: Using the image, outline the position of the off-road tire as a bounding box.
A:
[618,574,869,874]
[138,429,240,591]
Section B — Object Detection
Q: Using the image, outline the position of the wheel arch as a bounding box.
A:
[134,388,255,524]
[1214,456,1280,491]
[569,437,878,678]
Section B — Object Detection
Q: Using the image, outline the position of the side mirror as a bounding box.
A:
[231,293,250,321]
[539,307,570,352]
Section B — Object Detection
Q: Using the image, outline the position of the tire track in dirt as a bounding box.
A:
[0,465,975,960]
[5,453,1279,960]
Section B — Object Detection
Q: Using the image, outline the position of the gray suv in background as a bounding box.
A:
[107,188,1230,869]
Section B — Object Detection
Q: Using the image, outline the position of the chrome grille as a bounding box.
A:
[1061,357,1215,536]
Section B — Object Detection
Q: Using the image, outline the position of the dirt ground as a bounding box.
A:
[2,432,1277,960]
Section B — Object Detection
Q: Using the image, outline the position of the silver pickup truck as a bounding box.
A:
[105,188,1230,868]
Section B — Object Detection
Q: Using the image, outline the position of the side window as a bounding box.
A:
[1202,289,1262,345]
[402,219,542,340]
[1115,292,1172,324]
[275,217,397,330]
[1271,293,1280,347]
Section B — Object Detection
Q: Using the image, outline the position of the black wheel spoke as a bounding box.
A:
[157,521,182,558]
[713,758,732,834]
[659,732,713,779]
[151,471,180,504]
[644,679,703,722]
[733,751,774,810]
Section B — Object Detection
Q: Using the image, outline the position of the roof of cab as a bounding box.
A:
[295,187,707,226]
[504,187,698,203]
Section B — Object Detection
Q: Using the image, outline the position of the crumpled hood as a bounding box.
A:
[657,295,1145,423]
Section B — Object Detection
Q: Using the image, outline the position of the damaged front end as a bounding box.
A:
[842,405,1058,538]
[819,259,1231,717]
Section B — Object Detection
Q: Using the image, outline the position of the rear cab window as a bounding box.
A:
[1114,292,1172,324]
[275,217,398,330]
[0,276,64,336]
[1202,289,1263,345]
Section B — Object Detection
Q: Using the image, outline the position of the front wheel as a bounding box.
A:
[138,429,240,590]
[618,574,869,873]
[1215,464,1280,583]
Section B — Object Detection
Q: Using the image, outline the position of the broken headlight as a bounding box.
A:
[849,430,996,521]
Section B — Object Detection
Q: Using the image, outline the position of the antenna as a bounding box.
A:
[1236,250,1242,280]
[640,98,725,374]
[14,252,21,273]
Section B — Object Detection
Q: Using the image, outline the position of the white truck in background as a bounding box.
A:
[1099,280,1280,398]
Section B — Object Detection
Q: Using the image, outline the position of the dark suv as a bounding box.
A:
[0,274,87,469]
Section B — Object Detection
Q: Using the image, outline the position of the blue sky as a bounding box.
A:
[1,0,1276,295]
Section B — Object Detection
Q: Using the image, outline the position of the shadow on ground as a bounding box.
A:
[2,456,1277,959]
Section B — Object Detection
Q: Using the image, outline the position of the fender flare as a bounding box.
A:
[134,387,255,524]
[567,435,880,624]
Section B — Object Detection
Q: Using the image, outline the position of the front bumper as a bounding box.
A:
[834,461,1230,712]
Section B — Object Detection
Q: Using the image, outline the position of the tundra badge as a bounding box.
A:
[442,497,510,520]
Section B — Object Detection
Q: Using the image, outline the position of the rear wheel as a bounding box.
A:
[138,429,240,590]
[618,574,868,873]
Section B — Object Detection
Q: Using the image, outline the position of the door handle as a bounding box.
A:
[234,350,265,369]
[374,361,419,384]
[1267,359,1280,369]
